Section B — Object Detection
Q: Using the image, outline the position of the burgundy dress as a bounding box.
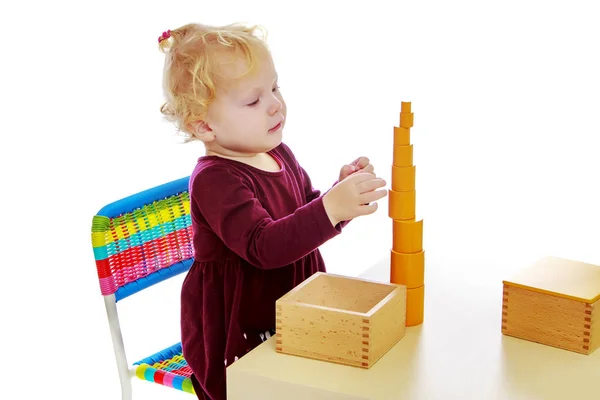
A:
[181,142,349,399]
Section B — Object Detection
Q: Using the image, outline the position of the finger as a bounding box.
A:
[355,202,379,216]
[346,171,376,184]
[340,164,355,176]
[359,189,388,204]
[356,178,387,193]
[358,164,374,174]
[353,157,370,169]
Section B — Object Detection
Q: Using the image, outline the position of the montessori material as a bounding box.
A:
[275,272,406,368]
[502,256,600,355]
[388,101,425,326]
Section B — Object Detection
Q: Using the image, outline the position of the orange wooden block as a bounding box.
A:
[393,144,413,167]
[388,189,415,221]
[401,102,411,113]
[406,285,424,326]
[400,112,414,128]
[392,219,422,253]
[390,249,424,288]
[393,126,410,145]
[502,256,600,355]
[391,165,415,192]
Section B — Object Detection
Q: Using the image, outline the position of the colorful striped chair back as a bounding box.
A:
[90,176,196,398]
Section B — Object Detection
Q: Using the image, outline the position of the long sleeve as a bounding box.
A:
[191,165,342,269]
[298,165,321,204]
[301,168,352,229]
[294,155,351,229]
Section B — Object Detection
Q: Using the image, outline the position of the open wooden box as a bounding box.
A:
[502,256,600,354]
[275,272,406,368]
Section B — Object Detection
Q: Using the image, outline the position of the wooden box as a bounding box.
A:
[275,272,406,368]
[502,256,600,355]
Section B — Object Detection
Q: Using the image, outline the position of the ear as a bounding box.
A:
[190,120,215,142]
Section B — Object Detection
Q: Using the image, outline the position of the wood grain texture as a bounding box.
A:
[368,285,406,364]
[276,272,406,368]
[502,284,599,354]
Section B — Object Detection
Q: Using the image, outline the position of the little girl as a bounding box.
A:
[158,22,387,399]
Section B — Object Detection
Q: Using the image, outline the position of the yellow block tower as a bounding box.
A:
[388,101,424,327]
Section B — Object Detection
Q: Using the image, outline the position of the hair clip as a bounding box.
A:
[158,30,171,43]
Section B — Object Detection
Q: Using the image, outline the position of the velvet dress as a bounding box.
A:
[181,142,348,399]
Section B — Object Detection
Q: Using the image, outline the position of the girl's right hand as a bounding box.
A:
[322,172,387,227]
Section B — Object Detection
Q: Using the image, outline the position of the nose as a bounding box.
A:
[268,94,282,115]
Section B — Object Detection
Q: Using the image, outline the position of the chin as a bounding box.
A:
[270,132,283,145]
[262,136,282,153]
[246,138,280,153]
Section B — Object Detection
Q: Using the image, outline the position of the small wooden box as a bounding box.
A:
[275,272,406,368]
[502,256,600,355]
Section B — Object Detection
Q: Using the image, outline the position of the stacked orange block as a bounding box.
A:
[388,101,425,327]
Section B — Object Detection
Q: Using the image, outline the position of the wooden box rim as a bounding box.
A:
[277,271,404,318]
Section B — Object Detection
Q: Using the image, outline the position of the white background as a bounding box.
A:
[1,0,599,399]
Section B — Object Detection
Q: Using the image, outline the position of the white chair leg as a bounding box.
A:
[121,379,133,400]
[104,295,133,400]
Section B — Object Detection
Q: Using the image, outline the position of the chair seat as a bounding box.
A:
[133,342,195,395]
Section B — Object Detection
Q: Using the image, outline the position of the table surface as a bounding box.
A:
[226,253,600,400]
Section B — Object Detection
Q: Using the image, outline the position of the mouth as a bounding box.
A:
[268,121,282,133]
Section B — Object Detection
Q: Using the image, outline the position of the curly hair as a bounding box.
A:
[158,22,270,141]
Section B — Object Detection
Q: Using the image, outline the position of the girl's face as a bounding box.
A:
[201,53,287,157]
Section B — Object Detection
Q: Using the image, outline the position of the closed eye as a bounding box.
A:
[246,86,280,107]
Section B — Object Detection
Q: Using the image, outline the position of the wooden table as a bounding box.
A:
[226,253,600,399]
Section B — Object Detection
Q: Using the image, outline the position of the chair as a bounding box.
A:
[90,176,196,399]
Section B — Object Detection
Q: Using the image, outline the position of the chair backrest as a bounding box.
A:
[91,176,194,302]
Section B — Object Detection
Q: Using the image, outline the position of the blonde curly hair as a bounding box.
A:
[158,22,270,141]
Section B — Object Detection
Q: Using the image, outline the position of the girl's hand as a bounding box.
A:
[323,172,387,227]
[339,156,375,182]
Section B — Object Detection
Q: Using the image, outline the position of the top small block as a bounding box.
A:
[400,112,414,128]
[503,256,600,302]
[401,102,411,113]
